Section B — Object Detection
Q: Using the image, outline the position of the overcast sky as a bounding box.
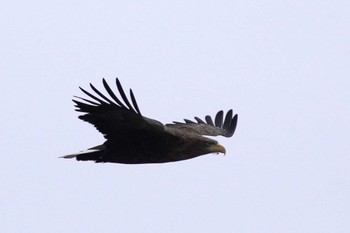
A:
[1,1,349,232]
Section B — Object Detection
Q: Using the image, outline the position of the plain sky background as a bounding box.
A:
[1,1,349,232]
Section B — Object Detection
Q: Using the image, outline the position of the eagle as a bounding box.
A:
[62,78,238,164]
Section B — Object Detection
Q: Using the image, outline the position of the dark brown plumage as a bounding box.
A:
[62,78,238,164]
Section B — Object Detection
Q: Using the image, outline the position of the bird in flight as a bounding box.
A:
[62,79,238,164]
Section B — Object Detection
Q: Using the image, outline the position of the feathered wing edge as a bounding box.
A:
[166,110,238,137]
[72,78,237,138]
[73,78,142,116]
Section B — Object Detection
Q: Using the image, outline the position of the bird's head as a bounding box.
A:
[204,140,226,155]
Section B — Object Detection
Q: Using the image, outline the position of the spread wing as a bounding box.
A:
[73,78,238,140]
[166,110,238,137]
[73,78,164,139]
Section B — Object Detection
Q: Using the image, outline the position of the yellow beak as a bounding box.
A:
[216,144,226,155]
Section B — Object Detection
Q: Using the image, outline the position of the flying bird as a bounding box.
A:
[62,78,238,164]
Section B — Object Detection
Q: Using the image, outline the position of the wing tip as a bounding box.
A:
[73,78,143,116]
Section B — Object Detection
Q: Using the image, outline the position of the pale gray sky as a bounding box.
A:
[1,1,349,232]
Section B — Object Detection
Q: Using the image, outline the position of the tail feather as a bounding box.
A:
[61,145,105,162]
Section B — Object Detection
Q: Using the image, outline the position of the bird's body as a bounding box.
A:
[62,79,238,164]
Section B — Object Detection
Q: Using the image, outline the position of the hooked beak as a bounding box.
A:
[216,144,226,155]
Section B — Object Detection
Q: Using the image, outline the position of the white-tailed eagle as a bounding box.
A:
[62,79,238,164]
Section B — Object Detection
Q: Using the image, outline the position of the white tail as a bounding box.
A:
[60,148,102,159]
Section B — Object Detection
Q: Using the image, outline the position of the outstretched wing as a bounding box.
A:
[73,78,164,139]
[166,110,238,137]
